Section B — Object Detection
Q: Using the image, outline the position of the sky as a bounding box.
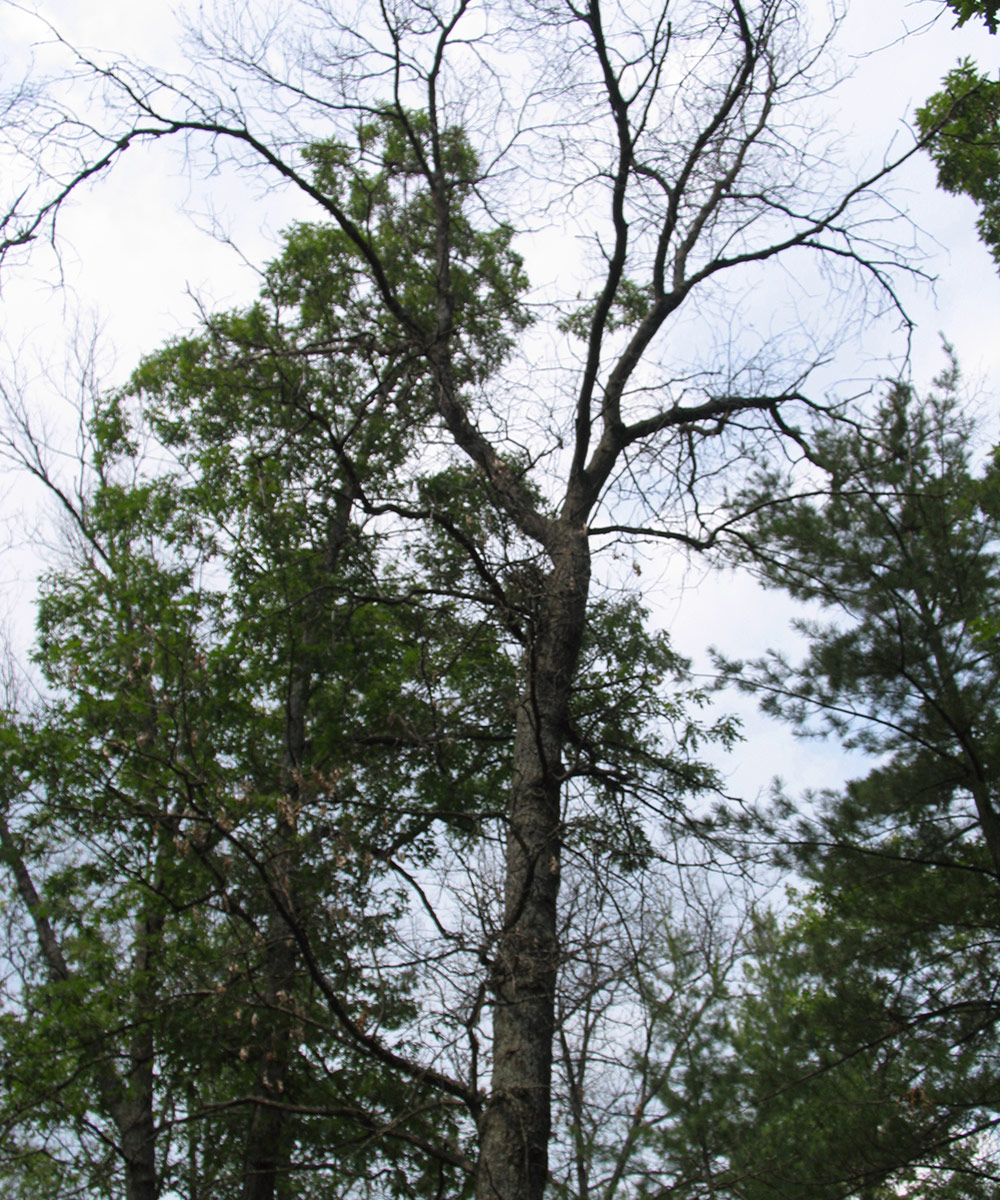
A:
[1,0,1000,805]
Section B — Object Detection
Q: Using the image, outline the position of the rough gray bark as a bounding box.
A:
[476,527,590,1200]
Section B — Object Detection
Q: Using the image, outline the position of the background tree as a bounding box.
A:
[918,63,1000,268]
[704,361,1000,1195]
[657,895,1000,1199]
[0,216,517,1196]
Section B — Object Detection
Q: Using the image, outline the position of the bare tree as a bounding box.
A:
[1,1,931,1197]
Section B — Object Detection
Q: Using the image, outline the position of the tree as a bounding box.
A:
[707,361,1000,1194]
[549,878,753,1200]
[1,1,931,1195]
[722,358,1000,873]
[670,897,1000,1199]
[0,363,458,1197]
[0,218,522,1196]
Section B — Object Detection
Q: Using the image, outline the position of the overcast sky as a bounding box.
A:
[2,0,999,802]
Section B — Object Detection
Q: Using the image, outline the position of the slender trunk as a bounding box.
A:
[241,911,296,1200]
[476,527,590,1200]
[242,667,306,1200]
[242,488,353,1199]
[187,1081,201,1200]
[120,909,163,1200]
[0,815,161,1200]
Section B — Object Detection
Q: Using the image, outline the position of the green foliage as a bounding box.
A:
[557,279,653,340]
[0,191,520,1193]
[945,0,1000,33]
[615,876,1000,1199]
[722,357,1000,762]
[303,110,531,383]
[918,62,1000,266]
[716,898,1000,1200]
[565,595,739,870]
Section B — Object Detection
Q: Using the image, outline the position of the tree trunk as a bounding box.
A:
[241,910,296,1200]
[118,1044,158,1200]
[118,909,163,1200]
[476,526,590,1200]
[242,488,353,1199]
[241,679,304,1200]
[0,815,161,1200]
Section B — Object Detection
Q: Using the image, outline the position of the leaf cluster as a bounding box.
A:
[918,61,1000,267]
